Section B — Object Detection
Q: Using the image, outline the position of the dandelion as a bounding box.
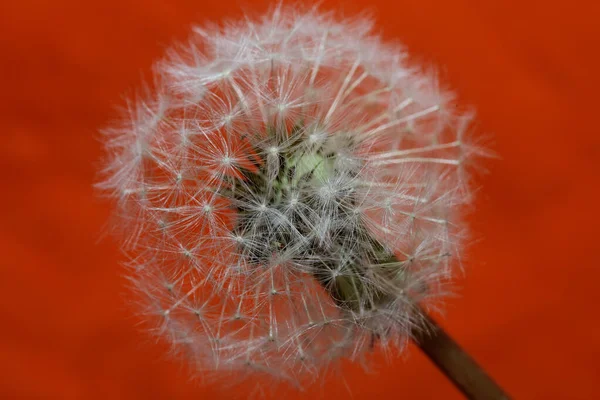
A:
[99,4,507,397]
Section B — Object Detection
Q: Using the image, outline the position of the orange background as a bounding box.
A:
[1,0,599,398]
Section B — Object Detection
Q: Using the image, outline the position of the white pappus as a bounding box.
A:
[99,4,481,388]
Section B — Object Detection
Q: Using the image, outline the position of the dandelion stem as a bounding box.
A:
[413,308,510,400]
[308,227,506,399]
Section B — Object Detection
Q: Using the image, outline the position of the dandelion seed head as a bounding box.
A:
[99,4,480,388]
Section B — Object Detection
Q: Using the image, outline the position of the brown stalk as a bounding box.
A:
[413,307,510,400]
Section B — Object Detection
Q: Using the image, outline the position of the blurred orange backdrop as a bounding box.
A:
[1,0,599,398]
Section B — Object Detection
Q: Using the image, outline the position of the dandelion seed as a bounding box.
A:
[99,5,480,388]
